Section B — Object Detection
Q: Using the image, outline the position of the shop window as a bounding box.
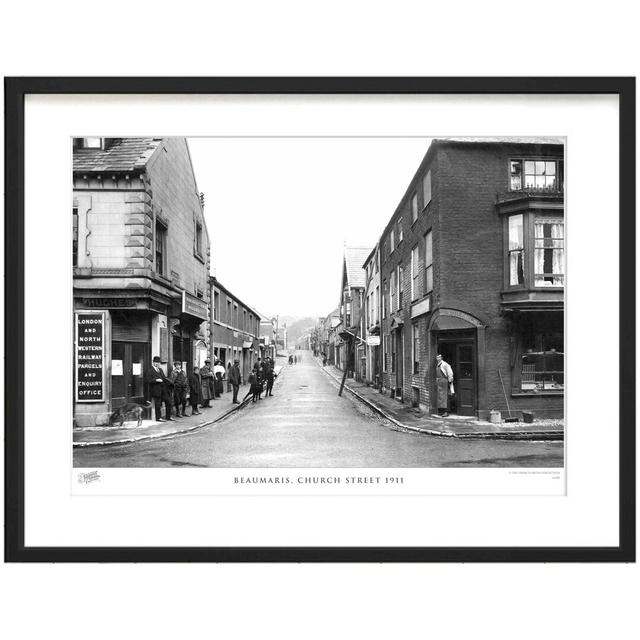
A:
[534,219,564,286]
[510,159,563,191]
[520,333,564,392]
[411,192,418,223]
[424,230,433,294]
[508,214,524,286]
[155,221,167,276]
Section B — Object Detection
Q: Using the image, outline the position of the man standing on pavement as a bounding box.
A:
[435,354,454,417]
[146,356,174,422]
[228,358,242,404]
[264,357,275,397]
[170,360,188,417]
[200,359,214,407]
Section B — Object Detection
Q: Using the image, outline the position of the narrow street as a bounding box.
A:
[74,353,563,468]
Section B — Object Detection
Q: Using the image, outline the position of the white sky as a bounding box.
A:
[188,137,432,319]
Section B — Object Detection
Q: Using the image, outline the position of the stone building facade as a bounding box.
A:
[378,138,564,419]
[73,137,211,426]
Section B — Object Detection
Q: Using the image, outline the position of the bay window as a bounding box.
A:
[508,214,524,286]
[534,219,564,286]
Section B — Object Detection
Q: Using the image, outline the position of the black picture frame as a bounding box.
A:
[4,77,635,563]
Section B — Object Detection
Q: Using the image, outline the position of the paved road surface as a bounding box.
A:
[74,353,564,468]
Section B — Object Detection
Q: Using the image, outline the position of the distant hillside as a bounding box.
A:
[284,316,316,343]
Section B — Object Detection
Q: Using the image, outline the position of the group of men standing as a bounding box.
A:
[246,357,276,403]
[145,356,247,422]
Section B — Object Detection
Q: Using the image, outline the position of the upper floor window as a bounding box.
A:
[397,217,403,244]
[423,170,432,207]
[398,264,404,309]
[411,192,418,223]
[411,245,419,301]
[227,300,232,324]
[194,220,203,258]
[390,229,395,253]
[213,290,220,321]
[155,221,167,276]
[508,215,524,286]
[510,159,563,191]
[72,206,78,267]
[534,219,564,287]
[390,271,396,311]
[424,230,433,294]
[382,280,388,318]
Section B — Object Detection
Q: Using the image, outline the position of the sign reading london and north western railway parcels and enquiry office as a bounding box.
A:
[75,312,105,402]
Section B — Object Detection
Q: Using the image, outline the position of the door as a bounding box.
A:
[455,343,476,415]
[436,339,476,416]
[111,341,148,409]
[395,330,403,400]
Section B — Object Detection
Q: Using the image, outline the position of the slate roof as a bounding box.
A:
[434,136,564,146]
[344,247,372,289]
[73,138,163,173]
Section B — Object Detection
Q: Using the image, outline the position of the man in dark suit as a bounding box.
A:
[146,356,174,422]
[228,359,242,404]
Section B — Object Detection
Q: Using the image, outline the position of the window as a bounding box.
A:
[383,335,388,372]
[243,309,247,331]
[72,206,78,267]
[382,280,388,318]
[194,220,203,258]
[423,170,432,207]
[345,301,351,327]
[411,245,419,301]
[424,230,433,293]
[374,285,379,323]
[411,192,418,223]
[510,159,563,191]
[398,265,404,309]
[397,217,403,244]
[390,229,395,253]
[391,336,396,373]
[83,137,102,148]
[155,221,167,276]
[535,219,564,286]
[214,290,220,321]
[508,214,525,286]
[521,335,564,392]
[390,271,396,312]
[234,304,239,328]
[412,323,419,374]
[227,300,232,324]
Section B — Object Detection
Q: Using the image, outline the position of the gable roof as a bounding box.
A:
[343,247,372,289]
[73,138,163,173]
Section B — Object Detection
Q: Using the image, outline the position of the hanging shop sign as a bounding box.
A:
[182,290,208,321]
[75,311,105,403]
[366,335,381,346]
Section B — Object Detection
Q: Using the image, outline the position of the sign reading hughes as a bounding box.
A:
[75,312,105,402]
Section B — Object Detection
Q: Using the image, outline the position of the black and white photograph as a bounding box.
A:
[71,135,565,471]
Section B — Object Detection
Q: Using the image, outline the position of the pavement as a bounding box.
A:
[317,359,564,440]
[74,351,563,467]
[73,370,283,447]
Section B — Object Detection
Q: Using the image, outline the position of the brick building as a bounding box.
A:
[210,277,261,382]
[362,245,381,387]
[336,247,372,376]
[378,138,564,419]
[73,137,211,426]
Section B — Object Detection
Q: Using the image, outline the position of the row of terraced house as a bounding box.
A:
[317,138,564,420]
[72,137,278,426]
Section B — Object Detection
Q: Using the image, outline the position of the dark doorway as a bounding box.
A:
[437,333,476,416]
[111,341,149,409]
[395,329,404,401]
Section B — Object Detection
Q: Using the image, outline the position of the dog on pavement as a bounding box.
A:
[109,401,152,427]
